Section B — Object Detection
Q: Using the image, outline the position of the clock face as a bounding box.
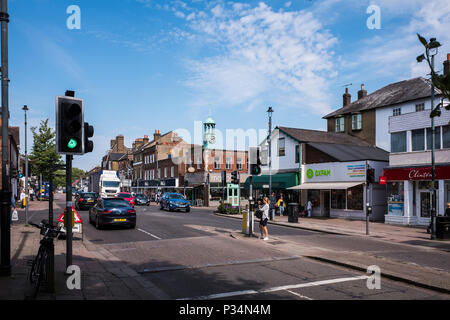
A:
[209,136,216,144]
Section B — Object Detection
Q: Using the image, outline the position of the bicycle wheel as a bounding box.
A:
[29,246,47,299]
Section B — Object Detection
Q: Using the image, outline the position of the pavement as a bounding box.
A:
[0,198,449,300]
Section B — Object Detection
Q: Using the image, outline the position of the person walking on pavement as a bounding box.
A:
[10,195,16,225]
[277,195,286,216]
[20,189,26,209]
[269,192,276,219]
[307,199,312,218]
[259,197,270,241]
[29,187,34,201]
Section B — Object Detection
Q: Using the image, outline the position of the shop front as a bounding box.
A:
[384,165,450,226]
[289,161,387,221]
[243,172,300,203]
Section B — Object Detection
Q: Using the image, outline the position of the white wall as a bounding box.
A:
[260,128,300,174]
[375,97,441,152]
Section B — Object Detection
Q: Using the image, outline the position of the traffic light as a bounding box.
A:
[56,96,84,155]
[221,170,227,186]
[366,168,375,184]
[250,147,262,176]
[231,170,240,184]
[83,122,94,153]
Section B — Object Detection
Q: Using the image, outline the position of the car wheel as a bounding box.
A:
[129,223,136,229]
[186,208,190,213]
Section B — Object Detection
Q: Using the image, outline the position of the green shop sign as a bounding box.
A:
[306,168,331,179]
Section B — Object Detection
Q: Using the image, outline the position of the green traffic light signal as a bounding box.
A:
[67,138,78,149]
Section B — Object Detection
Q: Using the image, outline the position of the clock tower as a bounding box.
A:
[203,116,216,149]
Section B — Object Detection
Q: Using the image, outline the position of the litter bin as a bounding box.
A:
[287,203,299,223]
[436,217,450,240]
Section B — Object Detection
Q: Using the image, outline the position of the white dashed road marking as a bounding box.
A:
[137,228,162,240]
[178,275,369,300]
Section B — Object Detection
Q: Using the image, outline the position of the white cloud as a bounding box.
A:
[182,2,338,115]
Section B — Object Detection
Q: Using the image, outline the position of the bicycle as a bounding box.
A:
[27,219,61,299]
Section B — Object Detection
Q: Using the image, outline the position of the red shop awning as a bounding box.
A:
[384,166,450,181]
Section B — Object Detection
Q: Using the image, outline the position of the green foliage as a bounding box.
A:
[53,167,87,187]
[417,34,450,114]
[29,119,62,181]
[217,202,240,214]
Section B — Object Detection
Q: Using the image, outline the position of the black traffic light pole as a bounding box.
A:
[0,0,10,277]
[65,155,72,270]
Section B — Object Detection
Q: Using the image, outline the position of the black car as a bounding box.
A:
[135,194,150,206]
[89,198,136,229]
[75,192,98,210]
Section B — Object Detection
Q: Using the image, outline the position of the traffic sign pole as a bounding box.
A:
[66,154,73,271]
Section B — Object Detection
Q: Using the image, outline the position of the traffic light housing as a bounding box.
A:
[231,170,240,184]
[84,122,94,153]
[56,96,84,155]
[366,168,375,184]
[250,147,262,176]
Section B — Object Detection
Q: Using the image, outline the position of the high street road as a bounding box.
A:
[23,194,450,300]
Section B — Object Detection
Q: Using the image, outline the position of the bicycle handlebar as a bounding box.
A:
[30,220,61,235]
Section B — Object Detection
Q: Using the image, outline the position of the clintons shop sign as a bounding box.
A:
[384,166,450,181]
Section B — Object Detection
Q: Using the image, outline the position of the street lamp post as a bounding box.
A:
[23,105,28,225]
[267,107,274,220]
[428,38,439,240]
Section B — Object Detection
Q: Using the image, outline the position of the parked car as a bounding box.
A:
[135,194,150,206]
[75,192,98,211]
[160,192,190,212]
[115,192,135,207]
[89,198,136,229]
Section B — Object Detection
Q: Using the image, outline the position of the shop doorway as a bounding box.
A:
[419,191,432,218]
[320,190,330,217]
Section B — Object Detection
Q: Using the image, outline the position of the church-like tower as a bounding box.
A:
[203,116,216,149]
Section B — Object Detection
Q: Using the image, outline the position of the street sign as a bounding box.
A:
[379,176,387,185]
[58,206,83,234]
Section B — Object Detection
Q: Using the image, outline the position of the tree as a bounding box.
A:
[53,167,87,187]
[29,119,62,181]
[416,34,450,118]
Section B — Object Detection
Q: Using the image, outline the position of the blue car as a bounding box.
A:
[160,192,190,212]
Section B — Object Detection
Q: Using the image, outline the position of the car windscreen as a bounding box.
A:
[103,181,120,188]
[168,194,185,199]
[103,199,131,208]
[136,195,147,199]
[81,193,97,198]
[117,193,131,198]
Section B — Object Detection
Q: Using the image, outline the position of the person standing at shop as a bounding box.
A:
[259,197,270,241]
[277,195,286,216]
[269,192,276,220]
[307,199,313,218]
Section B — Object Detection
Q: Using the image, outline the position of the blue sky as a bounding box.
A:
[7,0,450,170]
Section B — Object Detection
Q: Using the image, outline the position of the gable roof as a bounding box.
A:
[277,126,372,147]
[323,77,442,119]
[307,142,388,162]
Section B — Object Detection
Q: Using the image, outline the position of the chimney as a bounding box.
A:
[343,88,351,107]
[358,84,367,100]
[444,54,450,77]
[116,135,125,152]
[110,139,116,149]
[143,135,149,144]
[154,130,161,141]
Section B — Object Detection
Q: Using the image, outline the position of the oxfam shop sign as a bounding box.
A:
[306,168,331,179]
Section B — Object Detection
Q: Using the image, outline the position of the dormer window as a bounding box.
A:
[335,117,345,132]
[352,114,362,130]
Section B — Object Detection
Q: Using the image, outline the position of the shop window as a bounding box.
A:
[331,190,345,209]
[426,127,441,150]
[391,132,406,153]
[347,185,363,210]
[411,129,425,151]
[307,190,320,208]
[443,125,450,149]
[387,182,404,216]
